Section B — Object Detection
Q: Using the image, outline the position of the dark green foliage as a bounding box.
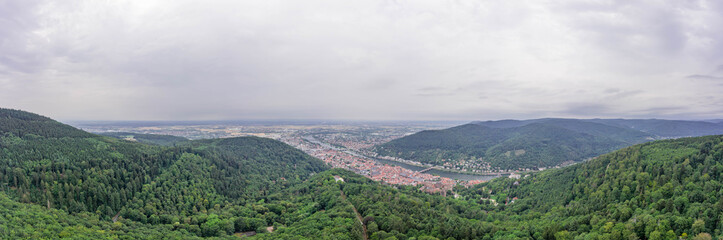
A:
[0,108,93,138]
[250,170,365,239]
[587,119,723,137]
[0,130,179,215]
[99,132,188,146]
[477,118,723,138]
[251,169,493,240]
[0,108,329,238]
[0,192,211,239]
[375,122,631,170]
[376,118,723,170]
[476,118,654,143]
[460,135,723,239]
[2,108,722,239]
[186,137,329,200]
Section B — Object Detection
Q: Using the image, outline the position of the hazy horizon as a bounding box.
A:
[3,1,723,121]
[61,116,723,125]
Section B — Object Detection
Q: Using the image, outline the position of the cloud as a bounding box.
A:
[562,103,612,117]
[1,0,722,121]
[414,87,454,97]
[686,74,723,80]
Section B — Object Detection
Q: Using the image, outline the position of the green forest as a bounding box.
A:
[374,123,632,170]
[458,135,723,239]
[1,108,722,239]
[99,132,189,146]
[374,118,723,171]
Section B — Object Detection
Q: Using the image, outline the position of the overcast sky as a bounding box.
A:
[2,0,723,121]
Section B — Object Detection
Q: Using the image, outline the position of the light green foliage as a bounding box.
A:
[375,122,638,170]
[1,108,722,239]
[99,132,188,146]
[460,135,723,239]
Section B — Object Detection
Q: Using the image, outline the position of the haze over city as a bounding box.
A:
[4,1,723,239]
[2,0,723,121]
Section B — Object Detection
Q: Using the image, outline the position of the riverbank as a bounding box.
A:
[370,157,502,181]
[304,135,505,181]
[369,155,532,176]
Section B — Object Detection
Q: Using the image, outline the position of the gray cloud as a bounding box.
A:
[0,0,48,73]
[686,75,723,80]
[1,0,722,121]
[562,103,612,117]
[414,87,454,97]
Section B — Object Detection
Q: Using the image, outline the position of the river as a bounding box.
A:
[303,135,501,181]
[371,157,501,181]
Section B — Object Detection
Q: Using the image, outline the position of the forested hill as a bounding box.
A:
[2,108,721,239]
[474,118,723,138]
[0,108,94,138]
[99,132,189,146]
[459,135,723,239]
[375,118,723,170]
[0,108,328,238]
[374,122,634,170]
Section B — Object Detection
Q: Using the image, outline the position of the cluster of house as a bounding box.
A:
[317,134,376,151]
[283,135,460,194]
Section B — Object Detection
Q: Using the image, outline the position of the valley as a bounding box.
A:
[75,120,498,193]
[376,119,723,171]
[1,109,722,239]
[4,1,723,239]
[74,118,723,193]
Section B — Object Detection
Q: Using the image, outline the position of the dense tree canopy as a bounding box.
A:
[375,123,630,170]
[0,108,331,238]
[460,135,723,239]
[375,118,723,170]
[0,108,721,239]
[99,132,189,146]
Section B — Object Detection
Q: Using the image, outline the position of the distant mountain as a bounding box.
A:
[586,119,723,138]
[475,118,656,143]
[1,108,721,239]
[99,131,188,146]
[474,118,723,138]
[0,108,94,138]
[374,118,723,170]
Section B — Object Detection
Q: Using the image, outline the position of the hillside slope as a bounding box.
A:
[588,119,723,138]
[265,135,723,239]
[0,192,211,239]
[2,108,721,239]
[460,135,723,239]
[374,121,632,170]
[375,118,723,170]
[99,132,189,146]
[0,108,329,238]
[0,108,94,138]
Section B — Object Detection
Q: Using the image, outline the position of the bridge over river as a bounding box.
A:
[419,167,436,173]
[303,135,501,181]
